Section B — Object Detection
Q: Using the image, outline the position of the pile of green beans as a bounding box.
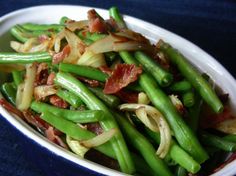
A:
[0,6,231,176]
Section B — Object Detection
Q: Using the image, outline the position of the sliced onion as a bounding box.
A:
[80,128,118,148]
[119,103,171,158]
[215,118,236,134]
[87,32,152,54]
[63,29,84,64]
[10,38,38,53]
[135,107,158,131]
[29,40,50,52]
[66,20,88,31]
[54,30,66,52]
[77,49,106,68]
[34,85,58,100]
[138,92,150,105]
[16,63,37,110]
[66,135,89,158]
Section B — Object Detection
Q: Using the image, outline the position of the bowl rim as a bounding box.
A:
[0,4,236,176]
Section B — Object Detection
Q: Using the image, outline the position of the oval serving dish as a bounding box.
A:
[0,5,236,176]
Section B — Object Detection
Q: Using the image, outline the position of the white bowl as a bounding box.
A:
[0,5,236,176]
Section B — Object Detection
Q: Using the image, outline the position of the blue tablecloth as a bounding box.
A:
[0,1,235,176]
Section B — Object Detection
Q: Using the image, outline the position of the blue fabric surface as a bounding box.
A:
[0,1,235,176]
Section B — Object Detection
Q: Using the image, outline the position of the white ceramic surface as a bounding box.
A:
[0,5,236,176]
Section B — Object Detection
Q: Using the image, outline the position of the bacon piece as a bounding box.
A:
[35,63,49,86]
[88,9,108,33]
[47,72,56,85]
[115,89,138,103]
[52,45,70,64]
[86,122,103,135]
[45,126,68,149]
[49,95,68,109]
[200,106,233,129]
[103,64,142,94]
[77,77,100,87]
[105,18,119,32]
[0,98,24,119]
[99,65,112,76]
[22,110,49,131]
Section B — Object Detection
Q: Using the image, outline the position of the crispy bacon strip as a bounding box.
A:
[99,65,113,76]
[103,64,142,94]
[52,45,70,64]
[35,63,49,86]
[88,9,108,33]
[22,110,49,131]
[0,98,24,119]
[77,77,100,87]
[47,72,56,85]
[115,90,138,103]
[49,95,68,109]
[45,126,68,149]
[86,122,103,135]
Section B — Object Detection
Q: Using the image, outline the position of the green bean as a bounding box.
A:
[60,16,70,25]
[39,108,154,175]
[119,51,208,163]
[21,23,64,32]
[131,153,156,176]
[31,101,104,123]
[109,6,127,29]
[10,25,51,42]
[54,72,135,174]
[134,51,173,87]
[56,89,83,108]
[0,52,51,64]
[12,70,24,86]
[223,134,236,143]
[88,87,120,108]
[182,91,195,107]
[187,92,202,132]
[59,63,108,82]
[145,128,201,174]
[200,131,236,152]
[169,80,192,92]
[0,82,16,105]
[78,31,107,42]
[114,113,172,176]
[40,111,115,158]
[158,41,223,113]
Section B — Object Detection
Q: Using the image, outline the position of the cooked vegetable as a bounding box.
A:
[31,101,104,123]
[119,51,208,163]
[0,6,234,176]
[56,89,83,108]
[134,51,173,87]
[145,128,200,174]
[59,63,108,82]
[0,52,51,64]
[54,72,135,174]
[157,40,223,113]
[169,80,192,92]
[115,113,172,176]
[88,87,120,108]
[16,63,37,110]
[200,131,236,152]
